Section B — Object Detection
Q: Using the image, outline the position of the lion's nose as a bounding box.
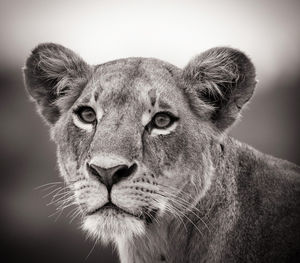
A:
[87,163,137,191]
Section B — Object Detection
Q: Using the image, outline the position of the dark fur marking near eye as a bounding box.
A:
[114,112,125,130]
[220,143,224,152]
[158,100,172,110]
[148,88,156,107]
[160,254,166,261]
[81,96,91,104]
[94,91,99,101]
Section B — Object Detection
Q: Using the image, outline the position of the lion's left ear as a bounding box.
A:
[23,43,91,125]
[183,47,256,131]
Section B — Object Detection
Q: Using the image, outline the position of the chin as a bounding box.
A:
[81,210,146,244]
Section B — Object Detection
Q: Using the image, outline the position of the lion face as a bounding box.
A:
[51,58,213,242]
[24,43,255,243]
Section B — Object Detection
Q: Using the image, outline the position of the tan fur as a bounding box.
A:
[24,43,300,262]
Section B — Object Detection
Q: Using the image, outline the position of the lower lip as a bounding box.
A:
[87,204,142,219]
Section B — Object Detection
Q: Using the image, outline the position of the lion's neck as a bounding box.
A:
[115,205,223,263]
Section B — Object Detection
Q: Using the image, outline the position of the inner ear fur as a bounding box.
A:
[183,47,256,131]
[23,43,91,124]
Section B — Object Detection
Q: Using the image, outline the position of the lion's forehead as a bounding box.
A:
[76,58,183,117]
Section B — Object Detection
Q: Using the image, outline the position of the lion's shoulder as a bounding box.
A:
[227,137,300,202]
[214,137,300,261]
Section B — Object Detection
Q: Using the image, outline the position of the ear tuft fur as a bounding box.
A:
[23,43,91,124]
[183,47,256,131]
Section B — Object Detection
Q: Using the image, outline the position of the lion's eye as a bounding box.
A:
[152,112,177,129]
[76,107,97,124]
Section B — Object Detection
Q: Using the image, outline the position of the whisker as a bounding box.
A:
[143,209,160,225]
[159,201,188,233]
[167,203,205,238]
[56,201,77,211]
[154,190,211,232]
[49,201,77,222]
[34,181,62,190]
[85,238,98,261]
[150,196,188,233]
[51,186,71,199]
[47,194,74,206]
[70,209,83,223]
[158,183,195,200]
[157,187,206,214]
[42,187,63,198]
[51,191,73,202]
[67,207,80,217]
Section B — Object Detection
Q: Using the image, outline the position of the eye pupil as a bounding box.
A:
[77,107,96,123]
[154,114,171,128]
[82,111,94,121]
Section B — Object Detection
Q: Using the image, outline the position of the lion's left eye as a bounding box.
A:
[152,112,178,129]
[75,107,97,124]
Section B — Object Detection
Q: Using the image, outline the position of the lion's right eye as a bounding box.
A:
[75,107,97,124]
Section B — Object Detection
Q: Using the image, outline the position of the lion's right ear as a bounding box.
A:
[23,43,91,125]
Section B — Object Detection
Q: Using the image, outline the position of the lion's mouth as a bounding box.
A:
[86,202,142,219]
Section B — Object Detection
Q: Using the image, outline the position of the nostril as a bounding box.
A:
[87,163,103,177]
[113,165,129,178]
[114,163,137,180]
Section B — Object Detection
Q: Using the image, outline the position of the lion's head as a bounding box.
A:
[24,43,256,243]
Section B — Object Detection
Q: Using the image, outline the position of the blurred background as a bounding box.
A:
[0,0,299,262]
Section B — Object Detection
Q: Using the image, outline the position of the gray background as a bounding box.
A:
[0,0,299,262]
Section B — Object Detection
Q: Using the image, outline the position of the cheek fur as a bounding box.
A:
[53,116,96,170]
[143,130,190,170]
[65,121,95,165]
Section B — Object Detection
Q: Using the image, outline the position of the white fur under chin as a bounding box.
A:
[82,213,145,244]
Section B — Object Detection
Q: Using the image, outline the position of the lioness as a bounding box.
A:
[24,43,300,263]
